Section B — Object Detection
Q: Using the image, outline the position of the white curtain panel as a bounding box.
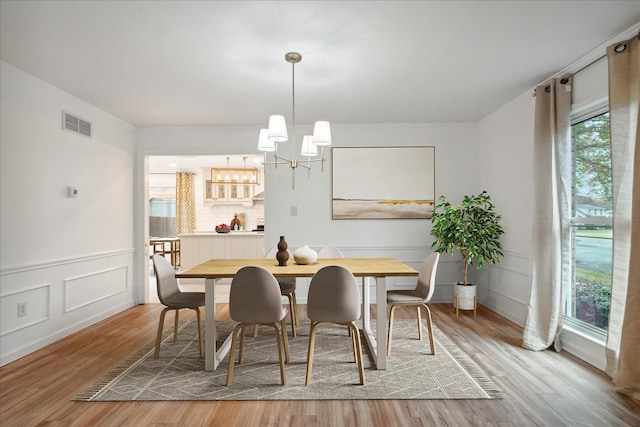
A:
[605,35,640,401]
[523,77,573,352]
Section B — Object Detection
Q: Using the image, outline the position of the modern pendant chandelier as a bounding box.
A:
[257,52,331,189]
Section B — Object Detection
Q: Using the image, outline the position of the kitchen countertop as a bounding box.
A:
[180,231,264,237]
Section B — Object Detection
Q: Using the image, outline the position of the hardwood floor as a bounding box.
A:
[1,303,639,426]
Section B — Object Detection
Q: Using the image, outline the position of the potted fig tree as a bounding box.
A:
[429,191,504,315]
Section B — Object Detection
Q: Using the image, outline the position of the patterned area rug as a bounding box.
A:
[75,319,504,401]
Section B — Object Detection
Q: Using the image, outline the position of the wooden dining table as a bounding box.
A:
[176,257,418,371]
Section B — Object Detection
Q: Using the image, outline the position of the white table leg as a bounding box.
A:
[361,276,387,370]
[204,278,216,371]
[375,276,387,369]
[205,277,234,371]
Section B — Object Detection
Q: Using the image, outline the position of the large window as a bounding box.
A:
[567,111,612,332]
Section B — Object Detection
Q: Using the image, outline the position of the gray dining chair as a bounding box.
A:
[227,266,291,386]
[305,265,365,385]
[318,246,344,258]
[152,254,204,359]
[386,252,440,356]
[264,247,298,336]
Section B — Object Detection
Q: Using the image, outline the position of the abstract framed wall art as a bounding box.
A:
[331,146,435,219]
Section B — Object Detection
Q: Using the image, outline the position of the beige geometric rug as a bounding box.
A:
[75,320,504,401]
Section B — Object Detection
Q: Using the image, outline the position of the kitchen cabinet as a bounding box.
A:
[203,167,260,205]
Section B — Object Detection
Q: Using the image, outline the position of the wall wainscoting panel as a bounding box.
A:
[0,250,136,367]
[479,250,531,326]
[0,283,51,337]
[63,266,129,313]
[0,248,135,276]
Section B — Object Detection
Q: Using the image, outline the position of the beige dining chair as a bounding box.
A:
[226,266,291,386]
[386,252,440,356]
[318,246,344,258]
[305,265,365,386]
[261,247,298,337]
[152,254,205,359]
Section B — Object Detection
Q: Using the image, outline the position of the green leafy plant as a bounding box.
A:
[575,269,611,330]
[430,191,505,285]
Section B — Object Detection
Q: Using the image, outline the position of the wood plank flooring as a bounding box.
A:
[1,303,639,426]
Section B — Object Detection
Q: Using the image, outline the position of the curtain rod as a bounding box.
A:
[571,32,639,77]
[532,32,639,96]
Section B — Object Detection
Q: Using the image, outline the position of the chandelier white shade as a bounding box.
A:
[267,115,288,142]
[301,135,318,157]
[257,128,275,152]
[312,121,332,146]
[258,51,331,189]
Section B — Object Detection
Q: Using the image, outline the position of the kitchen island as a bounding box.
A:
[179,232,265,282]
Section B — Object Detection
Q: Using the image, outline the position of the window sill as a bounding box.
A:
[561,321,607,371]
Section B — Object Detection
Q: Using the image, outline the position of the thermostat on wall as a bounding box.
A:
[67,186,78,198]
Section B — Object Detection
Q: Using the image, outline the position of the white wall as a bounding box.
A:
[137,122,479,302]
[477,91,535,325]
[0,61,137,366]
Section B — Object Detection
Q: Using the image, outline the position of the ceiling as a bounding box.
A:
[1,1,639,127]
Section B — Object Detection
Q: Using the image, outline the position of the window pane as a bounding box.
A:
[572,228,612,329]
[149,198,176,237]
[569,112,612,331]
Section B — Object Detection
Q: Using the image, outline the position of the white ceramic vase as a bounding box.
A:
[453,283,477,310]
[293,245,318,265]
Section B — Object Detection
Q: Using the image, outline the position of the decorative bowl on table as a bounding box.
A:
[215,224,230,233]
[293,245,318,265]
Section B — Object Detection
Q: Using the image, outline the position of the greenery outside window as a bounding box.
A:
[567,110,612,333]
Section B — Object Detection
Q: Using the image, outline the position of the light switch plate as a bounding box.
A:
[67,186,78,198]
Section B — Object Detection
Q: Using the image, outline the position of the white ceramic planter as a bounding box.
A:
[453,283,477,310]
[293,245,318,265]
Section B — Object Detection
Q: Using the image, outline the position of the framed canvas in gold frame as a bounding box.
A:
[332,146,435,219]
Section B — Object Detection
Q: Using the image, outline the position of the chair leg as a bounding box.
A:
[285,294,296,337]
[268,322,287,386]
[193,307,204,358]
[351,326,358,362]
[387,304,398,356]
[422,304,436,355]
[292,291,299,326]
[154,307,171,359]
[417,305,423,341]
[281,318,291,363]
[173,309,180,343]
[226,324,243,386]
[350,322,365,385]
[239,325,247,364]
[253,324,259,337]
[305,321,320,385]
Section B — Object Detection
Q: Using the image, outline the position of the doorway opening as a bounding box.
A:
[144,155,265,304]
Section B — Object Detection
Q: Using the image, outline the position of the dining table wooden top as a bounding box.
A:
[175,257,418,279]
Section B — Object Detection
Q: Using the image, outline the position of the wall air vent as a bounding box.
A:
[62,111,92,138]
